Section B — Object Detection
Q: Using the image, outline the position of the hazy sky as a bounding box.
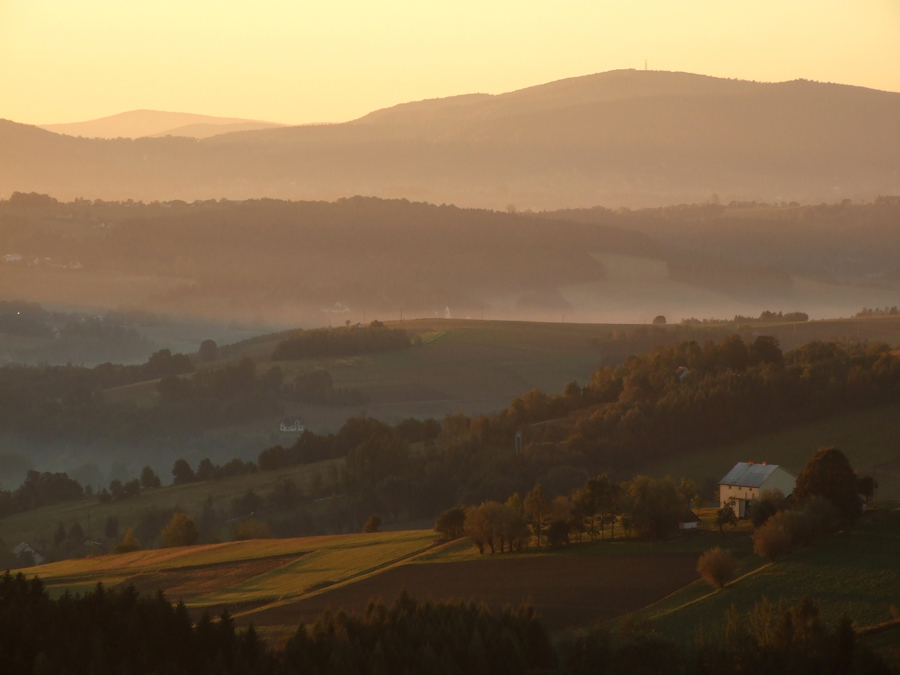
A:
[2,0,899,125]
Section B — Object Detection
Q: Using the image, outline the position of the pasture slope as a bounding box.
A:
[634,507,900,667]
[101,314,900,435]
[0,459,343,549]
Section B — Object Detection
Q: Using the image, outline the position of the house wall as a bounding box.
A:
[760,468,797,497]
[719,484,759,517]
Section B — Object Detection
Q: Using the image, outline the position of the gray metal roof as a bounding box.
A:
[719,462,786,487]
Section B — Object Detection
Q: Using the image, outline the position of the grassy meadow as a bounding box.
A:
[0,458,343,549]
[634,508,900,650]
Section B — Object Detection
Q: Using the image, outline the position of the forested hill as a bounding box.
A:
[3,70,900,208]
[0,195,659,322]
[3,194,900,324]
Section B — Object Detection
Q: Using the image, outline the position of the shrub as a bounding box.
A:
[114,528,142,553]
[363,514,382,533]
[752,515,793,558]
[715,503,738,532]
[749,488,784,528]
[546,519,570,548]
[697,547,736,588]
[802,496,841,539]
[231,519,271,541]
[794,446,862,519]
[160,513,199,548]
[434,506,467,541]
[139,466,161,489]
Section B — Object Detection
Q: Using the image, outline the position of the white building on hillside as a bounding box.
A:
[719,462,796,518]
[280,417,305,433]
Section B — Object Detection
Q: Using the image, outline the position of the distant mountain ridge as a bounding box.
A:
[40,110,283,139]
[4,70,900,207]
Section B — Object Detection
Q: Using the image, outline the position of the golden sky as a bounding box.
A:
[2,0,899,125]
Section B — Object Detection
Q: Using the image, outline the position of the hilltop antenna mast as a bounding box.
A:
[645,59,648,71]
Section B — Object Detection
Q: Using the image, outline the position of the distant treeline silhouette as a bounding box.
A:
[272,323,411,360]
[0,575,888,674]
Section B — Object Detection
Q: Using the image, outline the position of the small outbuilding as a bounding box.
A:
[679,510,701,530]
[719,462,796,518]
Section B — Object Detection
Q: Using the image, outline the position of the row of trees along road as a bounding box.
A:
[439,472,702,551]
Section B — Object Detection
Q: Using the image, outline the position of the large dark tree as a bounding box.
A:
[794,447,861,519]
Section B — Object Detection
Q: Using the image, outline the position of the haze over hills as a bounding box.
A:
[39,110,283,140]
[3,70,900,208]
[1,194,898,329]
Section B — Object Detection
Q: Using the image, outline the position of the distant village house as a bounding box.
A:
[279,417,305,433]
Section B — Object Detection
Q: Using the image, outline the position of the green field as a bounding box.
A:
[0,459,342,549]
[634,509,900,649]
[647,398,900,500]
[17,529,435,611]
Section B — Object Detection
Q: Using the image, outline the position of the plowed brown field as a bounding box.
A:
[240,552,700,632]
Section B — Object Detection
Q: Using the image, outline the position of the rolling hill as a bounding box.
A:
[4,70,900,208]
[39,110,283,140]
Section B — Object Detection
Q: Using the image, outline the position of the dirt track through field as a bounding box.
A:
[240,552,700,632]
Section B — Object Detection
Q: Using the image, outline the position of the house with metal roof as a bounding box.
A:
[719,462,796,518]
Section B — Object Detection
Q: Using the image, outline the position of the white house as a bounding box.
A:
[279,417,305,433]
[719,462,796,518]
[12,542,45,566]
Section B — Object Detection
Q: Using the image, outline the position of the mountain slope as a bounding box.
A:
[4,70,900,207]
[40,110,282,139]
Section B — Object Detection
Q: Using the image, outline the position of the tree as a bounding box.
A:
[753,515,792,558]
[53,522,66,547]
[140,466,161,489]
[160,513,199,548]
[434,507,466,541]
[652,315,666,325]
[464,504,489,554]
[171,459,197,485]
[546,519,570,548]
[715,503,738,533]
[104,516,119,541]
[109,479,125,501]
[696,547,736,589]
[363,514,382,533]
[677,478,698,506]
[196,458,216,482]
[857,475,877,506]
[198,339,218,363]
[608,482,624,539]
[115,528,142,553]
[524,484,550,547]
[794,447,861,519]
[749,488,784,528]
[580,474,610,540]
[624,476,684,539]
